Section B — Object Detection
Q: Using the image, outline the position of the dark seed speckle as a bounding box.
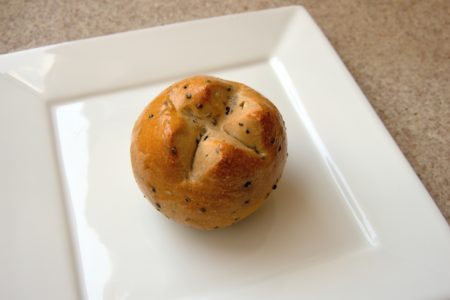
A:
[149,113,154,119]
[185,197,191,203]
[199,207,207,213]
[244,200,250,204]
[171,147,177,155]
[246,129,250,134]
[272,184,277,190]
[196,103,203,109]
[244,181,252,188]
[151,186,156,193]
[186,93,192,99]
[239,122,244,126]
[156,203,161,210]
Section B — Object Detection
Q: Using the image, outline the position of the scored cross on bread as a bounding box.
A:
[131,75,287,230]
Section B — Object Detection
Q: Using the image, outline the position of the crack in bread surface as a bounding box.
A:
[222,127,263,156]
[174,81,266,180]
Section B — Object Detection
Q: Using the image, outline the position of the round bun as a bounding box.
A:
[130,75,287,230]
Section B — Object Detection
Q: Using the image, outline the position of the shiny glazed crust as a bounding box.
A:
[130,75,287,230]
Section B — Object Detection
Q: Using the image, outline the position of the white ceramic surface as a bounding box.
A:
[1,6,450,300]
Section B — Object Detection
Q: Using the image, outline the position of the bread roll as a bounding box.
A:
[130,75,287,230]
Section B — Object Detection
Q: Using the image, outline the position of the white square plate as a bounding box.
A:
[1,6,450,300]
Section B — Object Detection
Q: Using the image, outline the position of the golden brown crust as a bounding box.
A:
[130,75,287,230]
